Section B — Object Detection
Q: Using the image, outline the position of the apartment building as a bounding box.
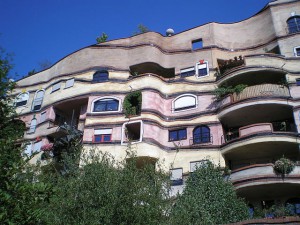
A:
[14,0,300,214]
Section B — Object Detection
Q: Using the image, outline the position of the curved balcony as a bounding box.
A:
[216,54,300,86]
[229,164,300,202]
[217,83,290,110]
[221,122,299,169]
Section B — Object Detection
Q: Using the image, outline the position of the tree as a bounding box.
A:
[133,24,150,35]
[169,161,249,225]
[96,32,108,43]
[38,141,171,225]
[0,48,48,224]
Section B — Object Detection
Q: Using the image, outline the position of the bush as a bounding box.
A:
[274,156,295,175]
[169,161,249,224]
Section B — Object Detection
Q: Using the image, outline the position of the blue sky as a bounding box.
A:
[0,0,270,80]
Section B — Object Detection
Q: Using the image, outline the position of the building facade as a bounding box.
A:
[14,0,300,214]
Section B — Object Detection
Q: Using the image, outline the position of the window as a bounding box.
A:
[15,92,29,107]
[190,160,208,172]
[65,78,74,88]
[192,39,203,50]
[173,94,197,112]
[170,168,183,186]
[27,118,37,134]
[24,143,32,156]
[196,61,209,77]
[92,98,120,112]
[32,90,44,111]
[180,66,195,78]
[121,120,143,145]
[287,16,300,34]
[94,128,112,143]
[169,129,187,141]
[33,141,42,153]
[193,125,210,144]
[296,79,300,86]
[40,111,46,123]
[93,70,109,82]
[52,82,61,93]
[294,46,300,57]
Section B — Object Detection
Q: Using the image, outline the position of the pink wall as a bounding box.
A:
[142,91,217,117]
[239,123,272,137]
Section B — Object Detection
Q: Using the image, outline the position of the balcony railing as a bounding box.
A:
[222,122,296,144]
[232,84,290,102]
[189,135,213,146]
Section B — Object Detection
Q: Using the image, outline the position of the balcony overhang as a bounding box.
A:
[219,101,293,128]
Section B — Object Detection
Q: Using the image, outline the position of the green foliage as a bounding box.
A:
[169,161,249,225]
[0,48,48,224]
[96,32,108,43]
[123,91,142,117]
[38,149,171,225]
[133,24,150,35]
[213,84,247,100]
[273,156,295,175]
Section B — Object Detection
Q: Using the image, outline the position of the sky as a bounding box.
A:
[0,0,270,80]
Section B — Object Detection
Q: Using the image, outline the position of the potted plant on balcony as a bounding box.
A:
[123,91,142,117]
[273,156,295,176]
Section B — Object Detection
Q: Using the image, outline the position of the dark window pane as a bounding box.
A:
[180,69,195,78]
[16,100,27,107]
[193,126,210,144]
[169,131,178,141]
[93,99,119,112]
[198,68,207,76]
[93,71,109,82]
[103,134,111,142]
[287,17,300,34]
[94,135,101,142]
[178,129,187,139]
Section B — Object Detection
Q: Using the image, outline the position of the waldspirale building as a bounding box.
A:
[14,0,300,214]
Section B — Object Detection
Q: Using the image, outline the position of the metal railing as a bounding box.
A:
[189,135,213,146]
[232,84,290,102]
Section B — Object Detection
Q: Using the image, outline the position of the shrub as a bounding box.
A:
[274,156,295,175]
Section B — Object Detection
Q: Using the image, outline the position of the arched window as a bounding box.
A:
[287,16,300,34]
[193,125,210,144]
[286,198,300,215]
[173,94,197,112]
[32,90,45,111]
[93,70,109,82]
[92,98,120,112]
[15,92,29,107]
[28,118,37,134]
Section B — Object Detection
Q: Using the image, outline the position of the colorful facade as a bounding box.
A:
[14,0,300,213]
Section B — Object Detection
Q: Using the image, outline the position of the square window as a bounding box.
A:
[65,78,74,88]
[40,111,46,123]
[121,120,143,145]
[94,129,112,143]
[190,160,208,172]
[33,141,42,153]
[52,82,61,93]
[170,168,183,186]
[169,129,187,141]
[180,66,195,78]
[196,61,209,77]
[294,47,300,57]
[192,39,203,50]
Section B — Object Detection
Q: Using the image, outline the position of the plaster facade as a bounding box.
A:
[14,0,300,214]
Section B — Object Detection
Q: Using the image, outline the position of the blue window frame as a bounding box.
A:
[94,134,111,143]
[169,129,187,141]
[287,16,300,34]
[93,70,109,82]
[93,98,119,112]
[193,126,210,144]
